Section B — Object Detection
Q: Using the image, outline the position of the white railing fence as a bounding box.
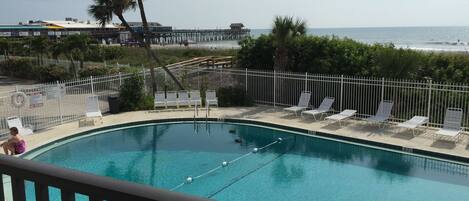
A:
[194,68,469,130]
[0,67,468,138]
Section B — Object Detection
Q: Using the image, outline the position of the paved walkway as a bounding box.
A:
[9,106,469,160]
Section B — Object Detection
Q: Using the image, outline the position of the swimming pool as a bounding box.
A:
[23,120,469,201]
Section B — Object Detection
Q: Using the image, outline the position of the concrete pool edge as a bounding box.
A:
[21,117,469,165]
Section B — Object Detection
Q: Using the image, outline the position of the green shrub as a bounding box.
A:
[217,86,254,107]
[102,47,124,61]
[35,64,72,82]
[0,59,34,79]
[119,74,153,111]
[237,35,469,83]
[78,67,120,77]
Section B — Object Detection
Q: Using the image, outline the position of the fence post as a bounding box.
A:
[142,67,146,92]
[90,76,95,95]
[119,72,122,86]
[381,77,385,101]
[273,70,276,107]
[427,79,432,123]
[305,72,308,91]
[15,85,21,118]
[340,75,344,112]
[245,68,248,92]
[57,81,63,124]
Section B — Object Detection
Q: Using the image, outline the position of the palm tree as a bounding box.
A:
[88,0,184,93]
[62,35,93,78]
[0,38,11,59]
[272,16,306,71]
[30,36,49,65]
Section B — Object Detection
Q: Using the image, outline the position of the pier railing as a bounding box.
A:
[0,155,210,201]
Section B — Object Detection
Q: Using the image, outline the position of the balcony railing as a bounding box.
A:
[0,155,210,201]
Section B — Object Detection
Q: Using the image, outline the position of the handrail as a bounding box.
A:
[0,155,210,201]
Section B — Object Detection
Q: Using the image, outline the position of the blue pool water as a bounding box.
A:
[23,122,469,201]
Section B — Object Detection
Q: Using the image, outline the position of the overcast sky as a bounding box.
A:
[2,0,469,29]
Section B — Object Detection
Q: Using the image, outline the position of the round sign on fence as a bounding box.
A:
[11,92,27,108]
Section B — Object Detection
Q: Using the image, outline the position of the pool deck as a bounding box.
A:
[7,106,469,161]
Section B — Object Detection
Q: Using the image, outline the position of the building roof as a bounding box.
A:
[127,22,162,27]
[41,20,120,29]
[230,23,245,28]
[0,25,47,30]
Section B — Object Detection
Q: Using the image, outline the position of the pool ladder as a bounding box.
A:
[193,103,210,121]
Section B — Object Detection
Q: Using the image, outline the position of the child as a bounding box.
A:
[1,127,26,155]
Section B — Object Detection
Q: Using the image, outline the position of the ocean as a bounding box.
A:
[199,26,469,52]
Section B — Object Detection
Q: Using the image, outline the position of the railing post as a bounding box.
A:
[35,182,50,201]
[90,76,95,95]
[0,174,4,201]
[142,67,147,92]
[57,81,63,124]
[245,68,248,92]
[273,70,276,107]
[15,85,22,118]
[427,79,433,121]
[119,72,122,86]
[381,77,385,101]
[305,72,308,91]
[11,177,26,201]
[340,75,344,112]
[61,189,76,201]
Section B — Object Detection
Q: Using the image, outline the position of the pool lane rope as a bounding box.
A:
[170,137,285,191]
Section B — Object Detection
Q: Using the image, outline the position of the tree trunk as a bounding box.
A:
[68,57,77,78]
[118,11,184,93]
[274,47,288,71]
[273,47,289,104]
[136,1,158,94]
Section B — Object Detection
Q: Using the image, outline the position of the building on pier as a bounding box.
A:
[0,18,122,43]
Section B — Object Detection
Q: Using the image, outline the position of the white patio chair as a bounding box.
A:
[178,91,191,108]
[325,110,357,127]
[166,91,179,108]
[302,97,335,120]
[85,96,103,123]
[206,90,218,107]
[365,100,394,127]
[154,92,166,109]
[434,108,463,142]
[284,91,311,116]
[189,90,202,107]
[6,116,33,136]
[397,116,429,136]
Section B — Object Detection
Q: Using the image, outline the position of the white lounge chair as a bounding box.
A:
[178,91,191,107]
[85,96,103,123]
[206,90,218,107]
[325,110,357,126]
[189,90,202,107]
[166,91,178,108]
[154,92,166,109]
[6,116,33,136]
[397,116,429,136]
[434,108,463,142]
[302,97,335,120]
[366,100,394,127]
[284,91,311,116]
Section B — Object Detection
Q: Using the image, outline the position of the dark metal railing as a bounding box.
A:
[0,155,210,201]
